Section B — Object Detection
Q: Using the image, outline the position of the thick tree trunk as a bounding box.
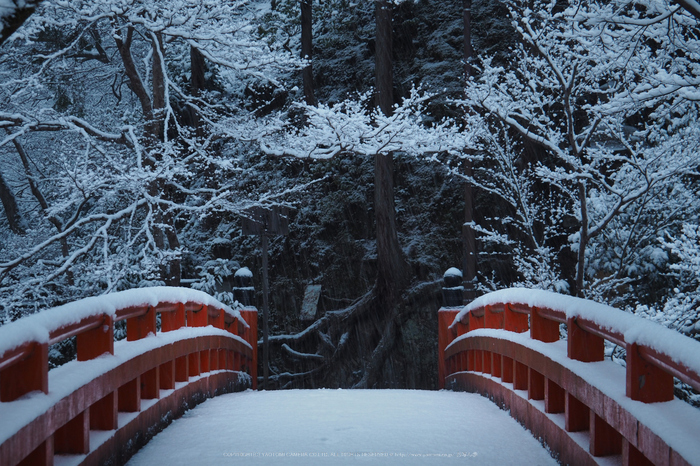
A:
[462,0,476,302]
[301,0,316,106]
[375,0,393,116]
[190,46,206,135]
[576,182,588,297]
[0,171,24,234]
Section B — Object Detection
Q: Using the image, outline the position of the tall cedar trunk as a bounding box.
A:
[462,0,476,302]
[576,182,588,297]
[301,0,316,105]
[190,46,206,136]
[0,171,24,234]
[374,0,408,300]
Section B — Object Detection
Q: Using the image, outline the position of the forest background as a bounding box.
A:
[1,0,700,400]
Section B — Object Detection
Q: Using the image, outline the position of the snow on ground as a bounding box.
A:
[127,389,557,466]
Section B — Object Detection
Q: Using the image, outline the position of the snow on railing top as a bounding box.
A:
[0,286,245,360]
[453,287,700,379]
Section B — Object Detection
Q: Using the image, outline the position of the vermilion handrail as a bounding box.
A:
[0,287,258,466]
[438,289,700,466]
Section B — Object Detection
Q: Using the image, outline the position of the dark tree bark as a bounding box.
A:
[462,0,477,302]
[301,0,316,106]
[190,46,206,135]
[375,0,393,116]
[374,0,409,298]
[0,171,24,234]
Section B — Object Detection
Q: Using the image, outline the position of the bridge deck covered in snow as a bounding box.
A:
[126,389,558,466]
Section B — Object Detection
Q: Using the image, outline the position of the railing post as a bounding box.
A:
[161,302,185,332]
[504,303,528,332]
[626,343,673,403]
[567,316,604,362]
[77,314,114,360]
[530,307,559,342]
[590,412,622,456]
[127,306,156,341]
[484,304,503,329]
[437,307,460,389]
[0,342,48,401]
[90,392,118,430]
[545,378,565,413]
[55,408,89,454]
[187,305,208,327]
[239,306,258,390]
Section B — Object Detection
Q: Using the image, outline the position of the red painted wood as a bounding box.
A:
[239,307,258,389]
[513,361,528,390]
[483,351,492,375]
[210,348,219,370]
[623,439,654,466]
[118,377,141,412]
[77,315,114,361]
[55,409,89,454]
[161,302,185,332]
[565,393,589,432]
[484,305,504,329]
[501,356,513,383]
[504,303,529,333]
[187,305,208,327]
[188,352,200,377]
[545,378,565,414]
[1,332,252,466]
[200,350,210,373]
[437,308,459,388]
[49,315,103,345]
[528,368,545,400]
[209,306,225,329]
[159,361,175,390]
[18,437,52,466]
[175,355,189,382]
[530,307,559,342]
[467,350,475,371]
[90,391,118,430]
[232,351,240,371]
[141,367,159,400]
[567,317,604,362]
[126,306,156,341]
[590,412,622,457]
[627,343,674,403]
[491,353,501,378]
[474,349,483,372]
[0,342,48,401]
[470,310,484,329]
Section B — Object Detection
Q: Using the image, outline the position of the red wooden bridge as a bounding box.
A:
[0,286,699,465]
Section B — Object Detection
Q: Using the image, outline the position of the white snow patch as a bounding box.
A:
[127,389,558,465]
[455,288,700,378]
[235,267,253,278]
[0,287,245,360]
[443,267,462,278]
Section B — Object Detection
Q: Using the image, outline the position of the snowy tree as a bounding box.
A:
[460,0,700,301]
[0,0,298,318]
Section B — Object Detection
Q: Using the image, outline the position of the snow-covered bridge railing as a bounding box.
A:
[0,287,258,466]
[438,288,700,466]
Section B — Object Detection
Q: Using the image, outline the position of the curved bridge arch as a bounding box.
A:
[438,289,700,466]
[0,287,258,466]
